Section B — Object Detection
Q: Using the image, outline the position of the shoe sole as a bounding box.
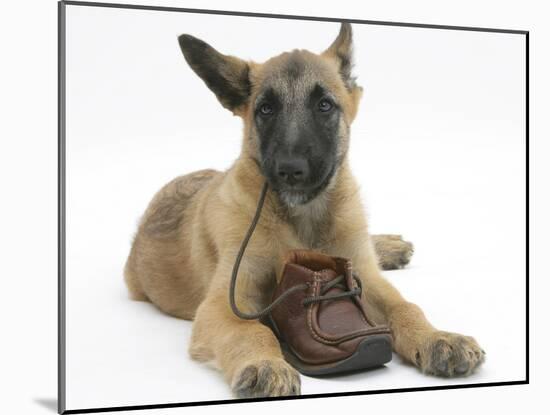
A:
[280,334,393,376]
[265,316,393,376]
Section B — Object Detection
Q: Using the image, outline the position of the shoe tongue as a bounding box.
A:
[318,268,339,282]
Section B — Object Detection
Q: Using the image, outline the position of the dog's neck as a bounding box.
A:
[281,161,352,249]
[285,190,332,248]
[232,156,354,249]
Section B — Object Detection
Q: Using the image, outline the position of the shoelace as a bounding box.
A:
[229,181,362,321]
[302,274,362,306]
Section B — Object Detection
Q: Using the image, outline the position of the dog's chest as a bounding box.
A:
[287,195,332,249]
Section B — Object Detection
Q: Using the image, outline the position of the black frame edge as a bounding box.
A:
[58,1,67,414]
[62,0,528,35]
[525,30,530,384]
[62,381,528,414]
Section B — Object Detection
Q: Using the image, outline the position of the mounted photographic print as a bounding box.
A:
[58,1,528,413]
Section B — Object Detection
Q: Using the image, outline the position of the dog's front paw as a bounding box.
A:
[416,331,485,377]
[372,234,414,270]
[231,358,301,398]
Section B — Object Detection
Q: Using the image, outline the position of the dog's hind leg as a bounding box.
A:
[124,257,149,301]
[371,234,414,270]
[123,169,221,314]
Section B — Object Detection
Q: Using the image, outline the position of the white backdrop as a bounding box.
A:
[63,3,526,411]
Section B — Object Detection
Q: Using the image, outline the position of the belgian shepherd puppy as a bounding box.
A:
[124,22,484,398]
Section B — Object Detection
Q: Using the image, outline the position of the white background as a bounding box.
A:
[0,0,544,415]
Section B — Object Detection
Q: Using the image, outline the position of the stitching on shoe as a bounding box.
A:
[305,276,343,345]
[306,280,388,345]
[343,261,370,326]
[290,268,389,347]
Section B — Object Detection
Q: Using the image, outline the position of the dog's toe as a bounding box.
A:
[232,358,301,398]
[417,331,485,377]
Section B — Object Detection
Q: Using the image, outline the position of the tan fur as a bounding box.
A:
[125,24,484,398]
[371,234,415,270]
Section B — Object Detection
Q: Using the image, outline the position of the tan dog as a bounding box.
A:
[124,23,484,398]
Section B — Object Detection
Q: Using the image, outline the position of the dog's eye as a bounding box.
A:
[318,99,333,112]
[259,103,274,116]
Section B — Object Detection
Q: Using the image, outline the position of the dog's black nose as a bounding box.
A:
[276,158,309,185]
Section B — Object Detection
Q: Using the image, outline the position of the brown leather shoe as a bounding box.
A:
[268,250,393,376]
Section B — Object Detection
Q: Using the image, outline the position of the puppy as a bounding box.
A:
[124,23,484,398]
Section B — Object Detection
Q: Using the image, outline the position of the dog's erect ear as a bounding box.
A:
[322,23,356,89]
[178,34,251,114]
